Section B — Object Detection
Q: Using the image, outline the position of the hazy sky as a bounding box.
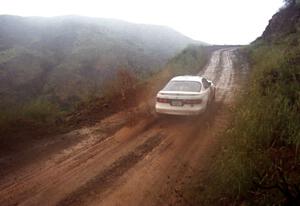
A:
[0,0,284,44]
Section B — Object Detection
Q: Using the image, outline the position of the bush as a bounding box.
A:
[0,99,62,135]
[191,44,300,205]
[21,99,62,123]
[167,45,212,75]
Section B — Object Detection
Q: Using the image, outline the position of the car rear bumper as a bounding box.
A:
[155,104,206,116]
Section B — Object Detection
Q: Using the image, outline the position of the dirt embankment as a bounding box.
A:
[0,47,246,206]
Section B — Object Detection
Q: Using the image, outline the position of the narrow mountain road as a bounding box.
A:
[0,48,244,206]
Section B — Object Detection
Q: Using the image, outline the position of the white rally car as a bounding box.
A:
[155,76,215,115]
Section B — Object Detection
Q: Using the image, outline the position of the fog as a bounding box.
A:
[0,0,284,44]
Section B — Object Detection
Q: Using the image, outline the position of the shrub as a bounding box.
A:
[191,44,300,205]
[21,99,62,123]
[0,99,62,136]
[167,45,211,75]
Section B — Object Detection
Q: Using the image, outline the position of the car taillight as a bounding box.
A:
[157,98,170,103]
[183,99,202,104]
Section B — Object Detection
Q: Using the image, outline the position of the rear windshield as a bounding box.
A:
[162,81,201,92]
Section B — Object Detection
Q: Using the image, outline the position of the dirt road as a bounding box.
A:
[0,48,243,206]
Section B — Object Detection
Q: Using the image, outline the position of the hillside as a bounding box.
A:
[189,1,300,205]
[261,1,300,41]
[0,15,200,108]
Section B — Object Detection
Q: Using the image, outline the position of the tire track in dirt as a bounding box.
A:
[199,49,223,77]
[88,116,210,206]
[0,112,128,188]
[199,48,237,103]
[0,116,160,206]
[212,49,225,84]
[58,133,164,206]
[92,46,239,205]
[216,48,238,103]
[91,47,240,206]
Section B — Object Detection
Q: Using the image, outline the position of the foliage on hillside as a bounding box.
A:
[0,44,216,145]
[166,45,212,75]
[206,45,300,206]
[0,15,198,109]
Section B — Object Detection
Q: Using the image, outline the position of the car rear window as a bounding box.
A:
[162,81,201,92]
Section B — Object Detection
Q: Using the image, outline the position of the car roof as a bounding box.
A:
[170,75,204,83]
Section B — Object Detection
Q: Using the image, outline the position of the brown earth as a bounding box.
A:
[0,47,245,206]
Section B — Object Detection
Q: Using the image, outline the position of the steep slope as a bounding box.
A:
[0,15,200,107]
[261,2,300,41]
[190,2,300,205]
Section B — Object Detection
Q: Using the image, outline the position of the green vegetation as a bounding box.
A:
[0,48,18,64]
[0,15,197,109]
[0,98,62,134]
[166,45,212,75]
[205,45,300,205]
[189,3,300,205]
[0,15,204,139]
[0,68,139,136]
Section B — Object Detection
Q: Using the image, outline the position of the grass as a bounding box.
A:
[0,48,18,64]
[188,40,300,205]
[0,99,63,134]
[167,45,215,75]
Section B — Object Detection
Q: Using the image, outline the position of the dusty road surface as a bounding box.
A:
[0,48,244,206]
